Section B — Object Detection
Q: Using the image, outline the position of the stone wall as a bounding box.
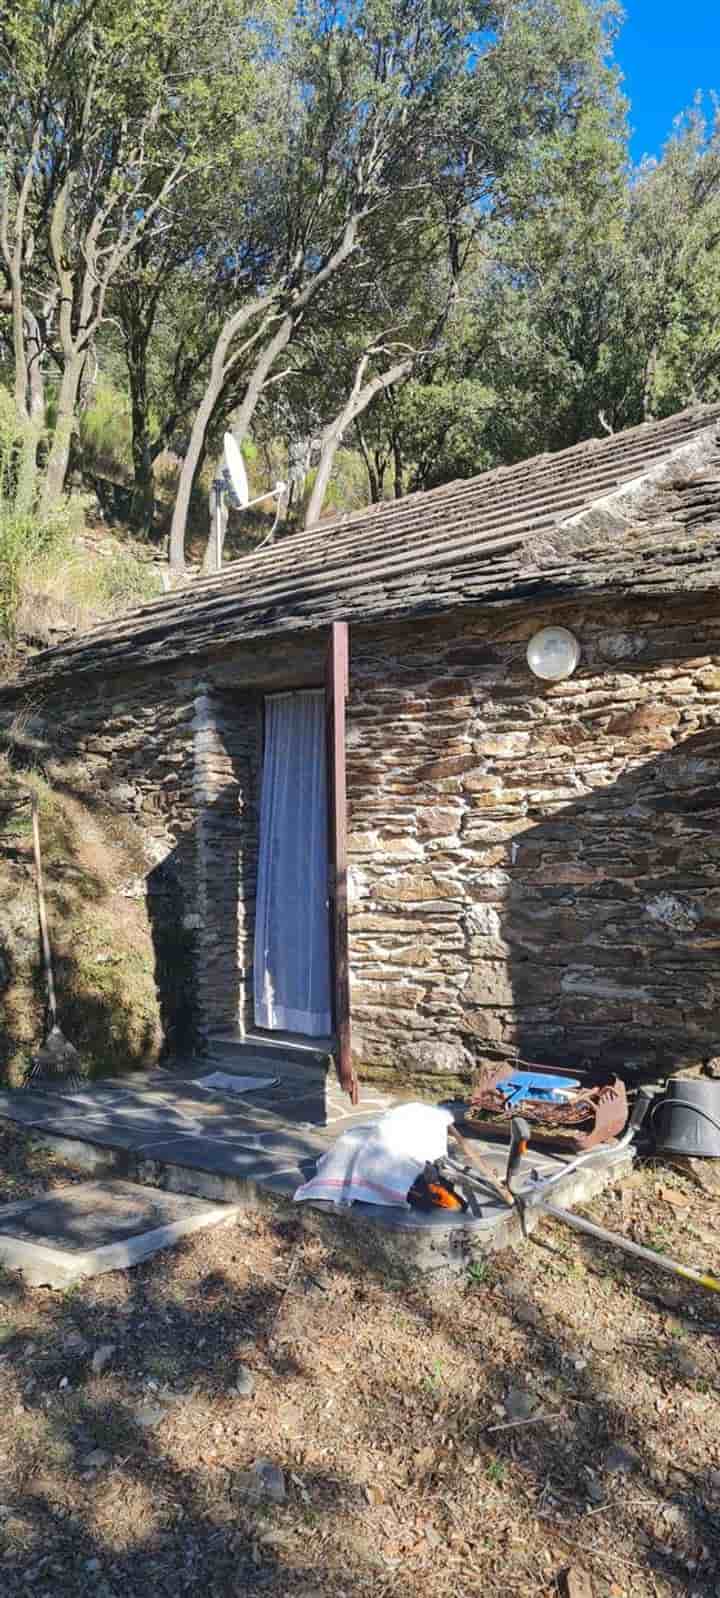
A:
[14,593,720,1089]
[193,686,262,1035]
[16,637,325,1055]
[346,596,720,1088]
[29,669,202,1054]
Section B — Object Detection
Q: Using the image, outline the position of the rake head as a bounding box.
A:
[24,1025,85,1094]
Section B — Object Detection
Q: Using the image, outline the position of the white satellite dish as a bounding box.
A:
[223,432,249,509]
[210,431,288,573]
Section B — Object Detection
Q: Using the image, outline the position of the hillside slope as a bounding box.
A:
[0,729,166,1087]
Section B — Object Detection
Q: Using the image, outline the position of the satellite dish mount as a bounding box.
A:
[211,433,287,572]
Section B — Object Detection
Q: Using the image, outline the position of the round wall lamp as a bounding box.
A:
[526,626,581,682]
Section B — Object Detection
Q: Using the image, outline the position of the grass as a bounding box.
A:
[0,757,163,1086]
[15,531,162,646]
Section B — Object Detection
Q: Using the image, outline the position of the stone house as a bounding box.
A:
[8,404,720,1099]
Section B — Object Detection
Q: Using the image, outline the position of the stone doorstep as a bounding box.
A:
[0,1179,241,1289]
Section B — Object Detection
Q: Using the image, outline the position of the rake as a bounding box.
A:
[24,789,83,1093]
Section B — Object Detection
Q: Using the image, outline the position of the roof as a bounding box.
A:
[20,404,720,686]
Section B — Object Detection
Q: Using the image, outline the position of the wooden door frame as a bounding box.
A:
[325,622,358,1102]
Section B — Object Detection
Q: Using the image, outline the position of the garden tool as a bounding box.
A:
[507,1109,720,1297]
[24,790,83,1092]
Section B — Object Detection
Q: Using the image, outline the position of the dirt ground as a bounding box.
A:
[0,1124,718,1598]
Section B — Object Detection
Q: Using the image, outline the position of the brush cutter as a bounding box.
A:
[507,1099,720,1298]
[24,790,83,1092]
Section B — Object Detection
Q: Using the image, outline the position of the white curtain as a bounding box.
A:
[253,690,332,1036]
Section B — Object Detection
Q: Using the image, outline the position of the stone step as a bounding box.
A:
[206,1031,333,1079]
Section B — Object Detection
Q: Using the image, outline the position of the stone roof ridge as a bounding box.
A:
[523,417,720,569]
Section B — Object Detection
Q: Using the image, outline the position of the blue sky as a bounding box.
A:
[615,0,719,162]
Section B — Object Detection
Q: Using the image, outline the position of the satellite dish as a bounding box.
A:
[223,432,249,510]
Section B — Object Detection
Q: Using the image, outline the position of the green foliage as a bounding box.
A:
[300,451,368,519]
[80,385,134,480]
[3,0,720,540]
[0,387,70,641]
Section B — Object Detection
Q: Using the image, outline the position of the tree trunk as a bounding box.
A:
[305,432,341,528]
[373,450,387,500]
[41,356,84,509]
[304,355,413,529]
[197,312,295,573]
[354,421,380,502]
[26,310,45,427]
[168,298,281,573]
[128,346,155,535]
[169,373,223,572]
[171,214,361,572]
[392,436,404,499]
[10,272,30,424]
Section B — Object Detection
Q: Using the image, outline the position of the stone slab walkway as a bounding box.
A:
[0,1178,239,1288]
[0,1063,634,1276]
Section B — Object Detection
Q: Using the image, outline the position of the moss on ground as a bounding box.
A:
[0,755,163,1085]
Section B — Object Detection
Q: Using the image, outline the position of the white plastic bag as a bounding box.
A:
[294,1102,453,1207]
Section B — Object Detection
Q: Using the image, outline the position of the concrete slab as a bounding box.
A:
[0,1179,239,1288]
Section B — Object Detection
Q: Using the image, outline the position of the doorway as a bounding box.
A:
[253,690,332,1037]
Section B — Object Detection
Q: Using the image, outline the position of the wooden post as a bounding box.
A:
[325,622,357,1103]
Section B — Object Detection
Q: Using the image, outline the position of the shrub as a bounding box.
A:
[79,382,133,479]
[0,387,74,642]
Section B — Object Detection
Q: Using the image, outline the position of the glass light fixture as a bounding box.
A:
[526,626,581,682]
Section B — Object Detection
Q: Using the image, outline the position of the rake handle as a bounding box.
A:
[31,791,57,1029]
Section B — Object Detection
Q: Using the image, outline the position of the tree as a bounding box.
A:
[629,102,720,416]
[0,0,266,510]
[168,0,625,571]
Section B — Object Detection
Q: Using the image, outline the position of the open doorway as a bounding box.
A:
[253,689,333,1039]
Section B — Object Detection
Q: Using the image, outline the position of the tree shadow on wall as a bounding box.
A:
[503,725,720,1077]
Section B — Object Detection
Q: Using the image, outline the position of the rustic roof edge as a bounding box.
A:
[8,404,720,695]
[523,422,720,569]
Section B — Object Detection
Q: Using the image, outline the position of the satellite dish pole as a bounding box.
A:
[209,433,287,574]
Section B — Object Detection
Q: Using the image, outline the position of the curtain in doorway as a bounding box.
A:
[254,690,332,1035]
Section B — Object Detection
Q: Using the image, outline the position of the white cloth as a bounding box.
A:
[293,1103,454,1207]
[254,690,332,1036]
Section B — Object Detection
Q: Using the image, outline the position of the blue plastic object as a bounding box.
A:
[497,1071,580,1107]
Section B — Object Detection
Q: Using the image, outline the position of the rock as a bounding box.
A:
[513,1299,542,1329]
[82,1449,111,1471]
[91,1344,116,1376]
[584,1473,604,1505]
[558,1568,594,1598]
[504,1387,536,1422]
[234,1470,264,1504]
[134,1404,166,1429]
[234,1366,255,1398]
[252,1460,286,1504]
[604,1443,641,1475]
[673,1349,699,1383]
[63,1332,89,1358]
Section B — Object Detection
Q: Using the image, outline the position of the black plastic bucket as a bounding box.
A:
[653,1078,720,1158]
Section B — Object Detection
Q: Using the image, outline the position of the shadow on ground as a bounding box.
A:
[0,1128,718,1598]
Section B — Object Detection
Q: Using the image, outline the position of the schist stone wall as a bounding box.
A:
[346,597,720,1088]
[20,592,720,1089]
